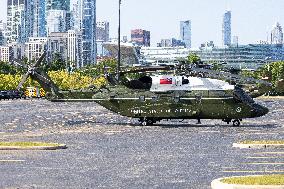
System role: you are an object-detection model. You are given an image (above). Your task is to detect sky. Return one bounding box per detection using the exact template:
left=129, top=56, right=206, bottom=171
left=0, top=0, right=284, bottom=47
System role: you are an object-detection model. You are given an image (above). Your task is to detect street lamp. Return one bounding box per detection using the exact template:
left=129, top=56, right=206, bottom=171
left=117, top=0, right=122, bottom=82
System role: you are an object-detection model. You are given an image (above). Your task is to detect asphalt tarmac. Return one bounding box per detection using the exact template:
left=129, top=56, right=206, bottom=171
left=0, top=99, right=283, bottom=189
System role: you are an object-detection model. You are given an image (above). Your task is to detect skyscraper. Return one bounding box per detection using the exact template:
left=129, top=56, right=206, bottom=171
left=0, top=30, right=4, bottom=46
left=46, top=0, right=70, bottom=11
left=24, top=0, right=46, bottom=40
left=131, top=29, right=150, bottom=47
left=222, top=10, right=231, bottom=46
left=71, top=0, right=82, bottom=31
left=45, top=0, right=71, bottom=35
left=180, top=20, right=191, bottom=49
left=67, top=30, right=82, bottom=68
left=46, top=10, right=68, bottom=33
left=81, top=0, right=97, bottom=65
left=96, top=21, right=109, bottom=42
left=271, top=22, right=283, bottom=45
left=6, top=0, right=25, bottom=43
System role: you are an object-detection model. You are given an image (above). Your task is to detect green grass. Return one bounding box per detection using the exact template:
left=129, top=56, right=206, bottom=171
left=239, top=140, right=284, bottom=145
left=0, top=142, right=61, bottom=147
left=221, top=175, right=284, bottom=185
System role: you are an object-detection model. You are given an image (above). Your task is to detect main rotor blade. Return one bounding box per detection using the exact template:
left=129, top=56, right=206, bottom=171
left=191, top=67, right=271, bottom=86
left=32, top=52, right=47, bottom=68
left=33, top=71, right=60, bottom=96
left=120, top=66, right=173, bottom=75
left=16, top=72, right=30, bottom=90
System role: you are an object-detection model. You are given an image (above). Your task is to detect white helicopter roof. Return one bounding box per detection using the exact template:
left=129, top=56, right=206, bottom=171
left=150, top=75, right=235, bottom=92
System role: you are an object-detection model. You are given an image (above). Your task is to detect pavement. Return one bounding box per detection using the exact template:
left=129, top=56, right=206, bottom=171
left=0, top=99, right=283, bottom=189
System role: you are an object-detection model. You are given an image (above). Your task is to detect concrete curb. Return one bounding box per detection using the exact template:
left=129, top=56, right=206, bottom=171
left=233, top=143, right=284, bottom=149
left=0, top=144, right=67, bottom=150
left=257, top=96, right=284, bottom=100
left=211, top=176, right=284, bottom=189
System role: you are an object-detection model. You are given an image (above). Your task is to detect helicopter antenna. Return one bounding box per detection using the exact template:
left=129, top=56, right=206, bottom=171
left=117, top=0, right=122, bottom=82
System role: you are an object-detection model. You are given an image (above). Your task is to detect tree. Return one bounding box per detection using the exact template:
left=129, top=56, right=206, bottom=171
left=77, top=58, right=118, bottom=78
left=187, top=53, right=201, bottom=64
left=44, top=53, right=67, bottom=71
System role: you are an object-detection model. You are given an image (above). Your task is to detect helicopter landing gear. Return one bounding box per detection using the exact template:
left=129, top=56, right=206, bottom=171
left=222, top=119, right=232, bottom=124
left=232, top=119, right=241, bottom=127
left=139, top=118, right=155, bottom=126
left=197, top=118, right=201, bottom=124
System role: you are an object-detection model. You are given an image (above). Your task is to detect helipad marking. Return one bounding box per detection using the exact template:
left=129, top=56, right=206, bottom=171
left=254, top=152, right=284, bottom=155
left=0, top=160, right=25, bottom=162
left=222, top=170, right=284, bottom=173
left=243, top=162, right=284, bottom=165
left=246, top=156, right=283, bottom=159
left=240, top=132, right=279, bottom=135
left=199, top=131, right=220, bottom=133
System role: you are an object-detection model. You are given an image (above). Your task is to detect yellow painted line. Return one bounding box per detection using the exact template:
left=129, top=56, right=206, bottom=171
left=246, top=156, right=283, bottom=159
left=0, top=160, right=25, bottom=162
left=254, top=152, right=284, bottom=155
left=241, top=133, right=280, bottom=135
left=199, top=131, right=220, bottom=133
left=243, top=162, right=284, bottom=165
left=222, top=170, right=284, bottom=173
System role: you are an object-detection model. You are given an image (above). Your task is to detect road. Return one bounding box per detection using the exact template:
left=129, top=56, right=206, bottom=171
left=0, top=99, right=283, bottom=189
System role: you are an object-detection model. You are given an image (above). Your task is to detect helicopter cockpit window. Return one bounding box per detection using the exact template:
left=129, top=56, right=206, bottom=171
left=233, top=87, right=254, bottom=104
left=128, top=76, right=152, bottom=90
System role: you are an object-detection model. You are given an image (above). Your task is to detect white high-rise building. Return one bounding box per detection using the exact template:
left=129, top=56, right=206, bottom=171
left=271, top=22, right=283, bottom=45
left=46, top=10, right=67, bottom=34
left=25, top=37, right=47, bottom=61
left=6, top=0, right=25, bottom=43
left=0, top=46, right=10, bottom=62
left=222, top=10, right=231, bottom=46
left=67, top=30, right=82, bottom=68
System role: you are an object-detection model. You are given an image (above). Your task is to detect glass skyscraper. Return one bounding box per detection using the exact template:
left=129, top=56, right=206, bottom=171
left=271, top=22, right=283, bottom=45
left=24, top=0, right=46, bottom=40
left=222, top=10, right=231, bottom=46
left=180, top=20, right=191, bottom=49
left=45, top=0, right=71, bottom=35
left=81, top=0, right=96, bottom=65
left=6, top=0, right=25, bottom=43
left=46, top=0, right=70, bottom=11
left=0, top=30, right=4, bottom=45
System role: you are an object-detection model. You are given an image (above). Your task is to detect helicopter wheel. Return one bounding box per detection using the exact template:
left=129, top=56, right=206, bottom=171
left=141, top=121, right=148, bottom=126
left=147, top=119, right=155, bottom=126
left=222, top=119, right=232, bottom=124
left=140, top=118, right=155, bottom=126
left=232, top=119, right=241, bottom=127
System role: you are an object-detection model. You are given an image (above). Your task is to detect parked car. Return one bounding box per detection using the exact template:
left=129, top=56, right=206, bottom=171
left=0, top=90, right=24, bottom=100
left=0, top=91, right=9, bottom=100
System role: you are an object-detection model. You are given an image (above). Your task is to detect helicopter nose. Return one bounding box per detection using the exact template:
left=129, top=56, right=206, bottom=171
left=251, top=104, right=269, bottom=117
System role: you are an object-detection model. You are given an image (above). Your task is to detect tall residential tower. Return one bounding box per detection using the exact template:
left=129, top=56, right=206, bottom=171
left=24, top=0, right=46, bottom=40
left=6, top=0, right=25, bottom=43
left=81, top=0, right=97, bottom=65
left=131, top=29, right=150, bottom=47
left=222, top=10, right=231, bottom=46
left=271, top=22, right=283, bottom=45
left=180, top=20, right=191, bottom=49
left=46, top=0, right=71, bottom=35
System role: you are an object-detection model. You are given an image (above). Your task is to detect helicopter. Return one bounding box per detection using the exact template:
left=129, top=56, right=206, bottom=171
left=15, top=50, right=270, bottom=127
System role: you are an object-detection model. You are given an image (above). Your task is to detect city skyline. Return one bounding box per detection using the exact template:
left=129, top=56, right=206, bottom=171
left=0, top=0, right=284, bottom=47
